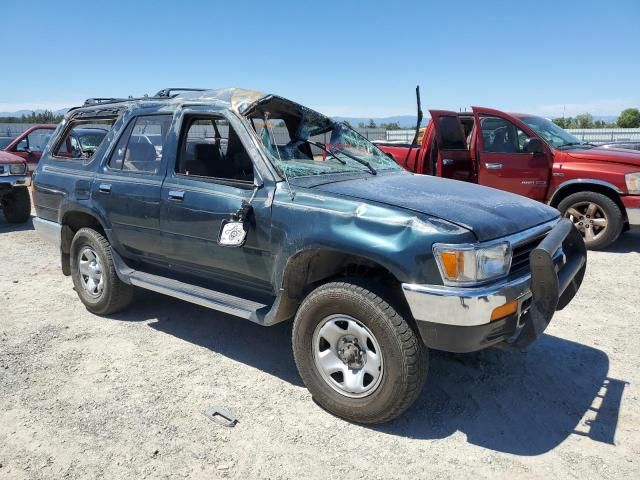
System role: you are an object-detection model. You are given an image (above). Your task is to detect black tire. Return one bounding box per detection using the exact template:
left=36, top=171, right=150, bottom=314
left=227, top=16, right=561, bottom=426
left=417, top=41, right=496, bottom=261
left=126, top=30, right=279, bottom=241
left=292, top=280, right=428, bottom=424
left=558, top=191, right=623, bottom=250
left=70, top=227, right=133, bottom=315
left=1, top=187, right=31, bottom=224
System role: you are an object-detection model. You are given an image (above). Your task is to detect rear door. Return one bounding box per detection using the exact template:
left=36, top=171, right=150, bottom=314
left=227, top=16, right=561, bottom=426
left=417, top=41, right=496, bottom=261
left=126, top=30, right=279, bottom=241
left=428, top=110, right=474, bottom=182
left=472, top=107, right=551, bottom=201
left=92, top=114, right=172, bottom=262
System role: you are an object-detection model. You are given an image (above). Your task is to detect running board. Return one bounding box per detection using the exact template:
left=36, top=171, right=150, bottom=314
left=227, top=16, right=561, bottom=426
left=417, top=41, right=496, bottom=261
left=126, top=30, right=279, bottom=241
left=110, top=250, right=290, bottom=326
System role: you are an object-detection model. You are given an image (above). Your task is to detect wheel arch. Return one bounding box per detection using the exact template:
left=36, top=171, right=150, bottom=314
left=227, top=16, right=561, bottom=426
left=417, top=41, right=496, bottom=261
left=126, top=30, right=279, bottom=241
left=59, top=207, right=110, bottom=275
left=549, top=180, right=626, bottom=220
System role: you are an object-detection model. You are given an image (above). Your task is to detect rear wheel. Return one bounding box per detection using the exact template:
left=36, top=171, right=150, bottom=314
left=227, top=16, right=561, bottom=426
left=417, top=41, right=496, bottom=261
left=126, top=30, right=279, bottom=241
left=292, top=280, right=428, bottom=424
left=1, top=186, right=31, bottom=224
left=558, top=191, right=623, bottom=250
left=70, top=227, right=133, bottom=315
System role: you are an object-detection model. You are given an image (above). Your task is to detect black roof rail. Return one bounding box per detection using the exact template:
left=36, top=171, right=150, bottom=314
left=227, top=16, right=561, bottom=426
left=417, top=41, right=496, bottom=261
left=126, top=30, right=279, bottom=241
left=83, top=97, right=128, bottom=106
left=154, top=88, right=207, bottom=98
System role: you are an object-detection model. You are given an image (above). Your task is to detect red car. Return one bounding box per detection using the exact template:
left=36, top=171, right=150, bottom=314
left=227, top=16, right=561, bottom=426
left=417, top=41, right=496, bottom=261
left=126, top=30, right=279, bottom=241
left=2, top=124, right=56, bottom=173
left=377, top=106, right=640, bottom=249
left=0, top=150, right=31, bottom=223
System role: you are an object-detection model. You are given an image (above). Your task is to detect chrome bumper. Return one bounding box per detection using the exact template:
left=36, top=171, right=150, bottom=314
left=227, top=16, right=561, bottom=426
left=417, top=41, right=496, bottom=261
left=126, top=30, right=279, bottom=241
left=402, top=274, right=532, bottom=327
left=33, top=217, right=62, bottom=249
left=0, top=174, right=31, bottom=187
left=627, top=208, right=640, bottom=226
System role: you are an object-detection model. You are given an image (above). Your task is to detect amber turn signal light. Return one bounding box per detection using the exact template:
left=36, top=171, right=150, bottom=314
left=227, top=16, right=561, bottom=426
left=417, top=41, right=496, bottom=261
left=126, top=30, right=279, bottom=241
left=490, top=300, right=518, bottom=321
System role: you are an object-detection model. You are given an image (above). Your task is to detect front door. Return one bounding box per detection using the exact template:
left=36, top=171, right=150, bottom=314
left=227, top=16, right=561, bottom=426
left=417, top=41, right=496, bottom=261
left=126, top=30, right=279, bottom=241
left=10, top=127, right=54, bottom=172
left=92, top=114, right=172, bottom=263
left=160, top=113, right=273, bottom=291
left=428, top=110, right=474, bottom=182
left=472, top=107, right=551, bottom=201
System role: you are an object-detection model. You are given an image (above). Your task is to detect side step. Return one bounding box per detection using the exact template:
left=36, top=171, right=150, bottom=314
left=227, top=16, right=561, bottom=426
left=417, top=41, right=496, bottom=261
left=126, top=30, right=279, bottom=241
left=128, top=270, right=270, bottom=323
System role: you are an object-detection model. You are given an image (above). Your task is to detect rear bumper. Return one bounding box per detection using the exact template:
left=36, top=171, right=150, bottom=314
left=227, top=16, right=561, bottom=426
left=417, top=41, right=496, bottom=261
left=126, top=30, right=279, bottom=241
left=403, top=219, right=587, bottom=352
left=622, top=195, right=640, bottom=225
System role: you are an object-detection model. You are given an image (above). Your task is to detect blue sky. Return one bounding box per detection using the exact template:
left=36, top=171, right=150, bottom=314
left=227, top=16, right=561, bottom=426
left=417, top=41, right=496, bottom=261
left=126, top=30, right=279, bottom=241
left=1, top=0, right=639, bottom=117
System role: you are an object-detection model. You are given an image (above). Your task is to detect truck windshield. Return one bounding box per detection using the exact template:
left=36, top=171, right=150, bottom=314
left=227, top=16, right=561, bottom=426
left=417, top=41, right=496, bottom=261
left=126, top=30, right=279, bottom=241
left=249, top=99, right=400, bottom=178
left=520, top=115, right=585, bottom=149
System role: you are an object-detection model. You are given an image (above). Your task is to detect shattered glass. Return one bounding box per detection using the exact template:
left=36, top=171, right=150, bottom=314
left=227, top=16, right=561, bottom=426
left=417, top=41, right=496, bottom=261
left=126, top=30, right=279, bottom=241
left=255, top=104, right=401, bottom=179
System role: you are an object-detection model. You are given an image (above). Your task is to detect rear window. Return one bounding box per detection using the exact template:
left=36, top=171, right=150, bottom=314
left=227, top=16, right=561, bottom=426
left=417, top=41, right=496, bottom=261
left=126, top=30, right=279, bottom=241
left=53, top=119, right=115, bottom=160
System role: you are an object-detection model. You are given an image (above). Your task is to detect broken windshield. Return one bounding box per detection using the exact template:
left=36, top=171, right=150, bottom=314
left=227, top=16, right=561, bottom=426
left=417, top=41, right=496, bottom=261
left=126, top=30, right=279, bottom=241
left=247, top=97, right=401, bottom=178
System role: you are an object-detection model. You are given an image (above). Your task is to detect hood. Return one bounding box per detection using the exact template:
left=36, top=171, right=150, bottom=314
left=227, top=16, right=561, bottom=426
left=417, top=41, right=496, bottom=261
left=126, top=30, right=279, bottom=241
left=564, top=146, right=640, bottom=167
left=310, top=172, right=559, bottom=241
left=0, top=150, right=25, bottom=164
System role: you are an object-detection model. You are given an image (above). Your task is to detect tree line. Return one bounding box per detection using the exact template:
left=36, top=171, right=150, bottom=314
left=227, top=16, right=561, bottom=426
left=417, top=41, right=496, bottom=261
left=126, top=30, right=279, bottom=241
left=0, top=110, right=65, bottom=124
left=552, top=108, right=640, bottom=129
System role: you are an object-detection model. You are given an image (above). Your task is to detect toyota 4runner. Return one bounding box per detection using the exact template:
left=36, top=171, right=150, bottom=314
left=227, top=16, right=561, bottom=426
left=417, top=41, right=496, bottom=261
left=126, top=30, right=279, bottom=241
left=33, top=88, right=587, bottom=423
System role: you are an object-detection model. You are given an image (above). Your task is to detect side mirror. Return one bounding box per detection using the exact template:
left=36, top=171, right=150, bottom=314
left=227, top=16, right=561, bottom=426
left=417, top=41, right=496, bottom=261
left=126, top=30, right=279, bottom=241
left=524, top=137, right=544, bottom=154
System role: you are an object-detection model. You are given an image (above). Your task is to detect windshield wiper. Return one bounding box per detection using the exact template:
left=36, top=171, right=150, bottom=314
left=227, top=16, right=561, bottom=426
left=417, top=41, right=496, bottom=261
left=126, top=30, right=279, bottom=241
left=301, top=139, right=377, bottom=175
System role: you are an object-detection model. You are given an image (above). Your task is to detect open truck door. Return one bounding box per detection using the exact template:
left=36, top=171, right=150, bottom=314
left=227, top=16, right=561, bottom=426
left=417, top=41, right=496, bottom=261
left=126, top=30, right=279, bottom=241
left=471, top=107, right=552, bottom=201
left=428, top=110, right=474, bottom=182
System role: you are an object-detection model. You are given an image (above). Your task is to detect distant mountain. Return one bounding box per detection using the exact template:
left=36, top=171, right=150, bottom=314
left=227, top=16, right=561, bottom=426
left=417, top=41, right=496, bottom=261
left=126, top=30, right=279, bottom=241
left=0, top=108, right=68, bottom=118
left=332, top=115, right=428, bottom=129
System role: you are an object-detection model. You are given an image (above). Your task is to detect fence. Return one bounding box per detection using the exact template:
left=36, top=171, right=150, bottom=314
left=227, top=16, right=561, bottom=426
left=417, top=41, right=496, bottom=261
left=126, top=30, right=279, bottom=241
left=565, top=128, right=640, bottom=144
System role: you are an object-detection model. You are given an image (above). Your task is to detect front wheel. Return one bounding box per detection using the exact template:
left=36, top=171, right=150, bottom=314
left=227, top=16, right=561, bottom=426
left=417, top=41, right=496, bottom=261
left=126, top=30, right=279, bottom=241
left=558, top=191, right=623, bottom=250
left=292, top=281, right=428, bottom=424
left=1, top=186, right=31, bottom=224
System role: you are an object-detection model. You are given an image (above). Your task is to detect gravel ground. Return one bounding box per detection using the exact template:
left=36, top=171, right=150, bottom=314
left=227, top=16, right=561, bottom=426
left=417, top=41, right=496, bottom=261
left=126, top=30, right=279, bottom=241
left=1, top=215, right=639, bottom=479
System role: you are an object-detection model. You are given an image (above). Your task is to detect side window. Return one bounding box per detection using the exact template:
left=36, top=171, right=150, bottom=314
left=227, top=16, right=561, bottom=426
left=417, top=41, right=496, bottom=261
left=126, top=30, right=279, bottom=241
left=479, top=116, right=528, bottom=153
left=109, top=115, right=172, bottom=174
left=15, top=128, right=52, bottom=152
left=177, top=116, right=254, bottom=182
left=53, top=120, right=114, bottom=159
left=437, top=116, right=466, bottom=149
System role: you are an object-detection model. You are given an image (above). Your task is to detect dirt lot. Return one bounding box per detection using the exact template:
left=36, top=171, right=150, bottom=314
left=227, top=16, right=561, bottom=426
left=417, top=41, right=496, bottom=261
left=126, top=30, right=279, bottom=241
left=1, top=215, right=639, bottom=480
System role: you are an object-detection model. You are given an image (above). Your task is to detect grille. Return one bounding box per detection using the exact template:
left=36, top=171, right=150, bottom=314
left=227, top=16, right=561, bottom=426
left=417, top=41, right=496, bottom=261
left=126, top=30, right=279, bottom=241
left=509, top=233, right=547, bottom=276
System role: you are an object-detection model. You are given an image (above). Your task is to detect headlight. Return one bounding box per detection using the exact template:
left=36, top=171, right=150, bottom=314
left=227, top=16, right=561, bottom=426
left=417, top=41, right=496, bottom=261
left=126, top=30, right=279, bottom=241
left=9, top=163, right=27, bottom=175
left=433, top=242, right=512, bottom=285
left=626, top=172, right=640, bottom=194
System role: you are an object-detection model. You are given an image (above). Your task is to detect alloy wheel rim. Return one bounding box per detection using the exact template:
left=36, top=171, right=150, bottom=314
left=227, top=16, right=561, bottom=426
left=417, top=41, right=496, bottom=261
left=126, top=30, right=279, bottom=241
left=312, top=314, right=383, bottom=398
left=564, top=201, right=608, bottom=243
left=78, top=247, right=104, bottom=298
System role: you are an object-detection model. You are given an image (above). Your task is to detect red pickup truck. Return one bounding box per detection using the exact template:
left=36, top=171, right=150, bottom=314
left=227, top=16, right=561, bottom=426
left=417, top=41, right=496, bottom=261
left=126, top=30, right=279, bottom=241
left=2, top=124, right=56, bottom=172
left=377, top=107, right=640, bottom=249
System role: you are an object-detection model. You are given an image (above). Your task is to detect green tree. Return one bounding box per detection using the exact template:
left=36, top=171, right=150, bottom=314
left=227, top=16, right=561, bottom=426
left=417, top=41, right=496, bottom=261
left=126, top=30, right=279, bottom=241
left=357, top=122, right=366, bottom=128
left=367, top=119, right=377, bottom=128
left=617, top=108, right=640, bottom=128
left=552, top=117, right=568, bottom=128
left=575, top=113, right=594, bottom=129
left=380, top=122, right=401, bottom=130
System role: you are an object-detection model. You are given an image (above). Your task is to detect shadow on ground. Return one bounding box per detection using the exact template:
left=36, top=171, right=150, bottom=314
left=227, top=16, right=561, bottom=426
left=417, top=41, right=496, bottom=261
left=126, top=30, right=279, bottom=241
left=602, top=229, right=640, bottom=253
left=0, top=215, right=34, bottom=232
left=109, top=289, right=625, bottom=456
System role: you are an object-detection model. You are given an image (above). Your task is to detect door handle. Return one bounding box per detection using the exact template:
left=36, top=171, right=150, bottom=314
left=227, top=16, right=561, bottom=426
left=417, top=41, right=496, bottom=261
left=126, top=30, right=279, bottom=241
left=168, top=190, right=185, bottom=201
left=442, top=158, right=454, bottom=166
left=485, top=163, right=503, bottom=170
left=99, top=183, right=112, bottom=193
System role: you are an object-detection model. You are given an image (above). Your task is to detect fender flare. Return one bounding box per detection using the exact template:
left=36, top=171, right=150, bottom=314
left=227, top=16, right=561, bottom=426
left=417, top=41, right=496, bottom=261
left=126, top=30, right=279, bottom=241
left=548, top=179, right=623, bottom=206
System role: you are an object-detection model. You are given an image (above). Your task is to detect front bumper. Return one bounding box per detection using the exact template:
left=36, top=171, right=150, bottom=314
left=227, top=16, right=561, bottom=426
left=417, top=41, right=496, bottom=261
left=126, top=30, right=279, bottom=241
left=0, top=174, right=31, bottom=188
left=622, top=195, right=640, bottom=225
left=403, top=219, right=587, bottom=352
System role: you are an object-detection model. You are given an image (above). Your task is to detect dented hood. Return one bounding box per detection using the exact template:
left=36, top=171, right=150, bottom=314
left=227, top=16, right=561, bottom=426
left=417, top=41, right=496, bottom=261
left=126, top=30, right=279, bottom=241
left=311, top=172, right=559, bottom=241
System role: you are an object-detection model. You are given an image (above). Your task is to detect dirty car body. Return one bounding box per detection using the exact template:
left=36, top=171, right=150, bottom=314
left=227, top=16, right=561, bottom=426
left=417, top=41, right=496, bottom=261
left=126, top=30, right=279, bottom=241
left=32, top=88, right=587, bottom=423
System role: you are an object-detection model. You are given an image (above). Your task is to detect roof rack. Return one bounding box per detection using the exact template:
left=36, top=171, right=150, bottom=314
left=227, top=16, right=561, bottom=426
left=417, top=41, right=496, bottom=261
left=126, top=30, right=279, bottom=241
left=83, top=97, right=129, bottom=106
left=154, top=88, right=207, bottom=98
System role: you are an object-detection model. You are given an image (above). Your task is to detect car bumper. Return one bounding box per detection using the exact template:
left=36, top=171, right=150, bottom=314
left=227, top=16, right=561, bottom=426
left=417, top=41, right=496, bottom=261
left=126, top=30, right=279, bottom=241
left=402, top=219, right=587, bottom=352
left=33, top=217, right=62, bottom=249
left=0, top=174, right=31, bottom=188
left=622, top=195, right=640, bottom=225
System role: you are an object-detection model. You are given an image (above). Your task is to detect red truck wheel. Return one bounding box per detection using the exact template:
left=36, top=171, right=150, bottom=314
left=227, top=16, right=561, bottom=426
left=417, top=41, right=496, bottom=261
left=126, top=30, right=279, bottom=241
left=558, top=191, right=623, bottom=250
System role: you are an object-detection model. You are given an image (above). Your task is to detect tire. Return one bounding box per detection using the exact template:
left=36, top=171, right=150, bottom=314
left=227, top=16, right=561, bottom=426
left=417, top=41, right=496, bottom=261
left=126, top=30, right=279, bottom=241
left=1, top=187, right=31, bottom=224
left=558, top=191, right=623, bottom=250
left=292, top=280, right=428, bottom=424
left=70, top=227, right=133, bottom=315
